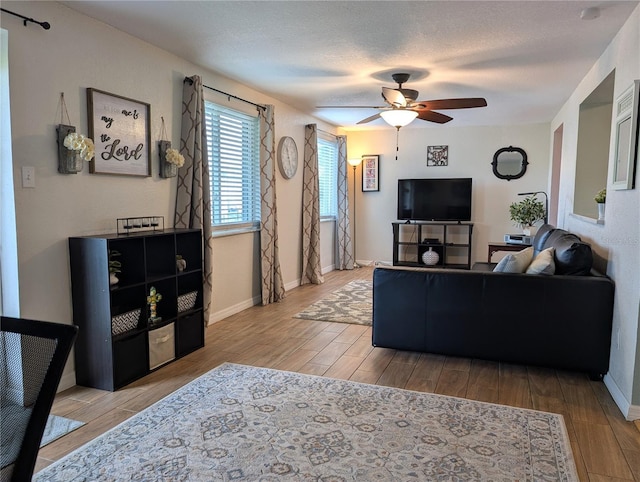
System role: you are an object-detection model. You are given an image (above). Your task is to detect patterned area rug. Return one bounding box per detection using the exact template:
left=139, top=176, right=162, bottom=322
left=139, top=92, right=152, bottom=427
left=294, top=279, right=372, bottom=325
left=41, top=415, right=84, bottom=447
left=35, top=363, right=578, bottom=481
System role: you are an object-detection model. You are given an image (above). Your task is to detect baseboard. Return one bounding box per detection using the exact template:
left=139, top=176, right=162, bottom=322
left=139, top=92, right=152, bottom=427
left=604, top=373, right=640, bottom=421
left=210, top=295, right=261, bottom=324
left=322, top=264, right=335, bottom=275
left=58, top=369, right=77, bottom=392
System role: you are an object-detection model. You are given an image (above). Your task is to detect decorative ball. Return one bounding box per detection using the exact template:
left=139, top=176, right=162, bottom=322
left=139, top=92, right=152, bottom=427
left=422, top=247, right=440, bottom=266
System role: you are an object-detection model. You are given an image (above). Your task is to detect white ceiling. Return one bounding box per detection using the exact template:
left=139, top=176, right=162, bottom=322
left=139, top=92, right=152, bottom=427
left=60, top=0, right=639, bottom=129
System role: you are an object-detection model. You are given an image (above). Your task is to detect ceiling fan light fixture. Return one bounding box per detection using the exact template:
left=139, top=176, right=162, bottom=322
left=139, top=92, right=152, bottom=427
left=380, top=109, right=418, bottom=128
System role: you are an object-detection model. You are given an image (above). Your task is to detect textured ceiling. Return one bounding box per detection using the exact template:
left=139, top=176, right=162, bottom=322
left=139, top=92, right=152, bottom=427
left=60, top=0, right=639, bottom=129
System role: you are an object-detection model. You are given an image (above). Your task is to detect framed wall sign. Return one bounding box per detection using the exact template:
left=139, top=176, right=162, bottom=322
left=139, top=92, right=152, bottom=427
left=87, top=88, right=151, bottom=176
left=427, top=145, right=449, bottom=166
left=612, top=80, right=639, bottom=190
left=362, top=155, right=379, bottom=192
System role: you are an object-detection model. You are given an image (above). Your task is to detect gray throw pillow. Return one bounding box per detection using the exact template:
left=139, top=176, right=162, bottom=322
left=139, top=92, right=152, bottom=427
left=493, top=246, right=534, bottom=273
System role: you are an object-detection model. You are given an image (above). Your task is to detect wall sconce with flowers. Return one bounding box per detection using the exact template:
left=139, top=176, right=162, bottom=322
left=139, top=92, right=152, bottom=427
left=56, top=93, right=95, bottom=174
left=159, top=117, right=184, bottom=178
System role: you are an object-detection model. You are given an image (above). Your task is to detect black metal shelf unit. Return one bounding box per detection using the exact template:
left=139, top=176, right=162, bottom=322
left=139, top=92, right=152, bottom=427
left=392, top=222, right=474, bottom=269
left=69, top=228, right=205, bottom=391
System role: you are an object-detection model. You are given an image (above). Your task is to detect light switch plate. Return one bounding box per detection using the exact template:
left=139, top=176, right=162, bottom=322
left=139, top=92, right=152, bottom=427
left=22, top=166, right=35, bottom=188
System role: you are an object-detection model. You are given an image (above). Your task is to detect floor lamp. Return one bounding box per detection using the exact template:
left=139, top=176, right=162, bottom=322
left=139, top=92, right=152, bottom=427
left=348, top=158, right=363, bottom=268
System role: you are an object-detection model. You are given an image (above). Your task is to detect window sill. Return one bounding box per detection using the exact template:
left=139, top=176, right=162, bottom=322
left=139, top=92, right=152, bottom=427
left=212, top=224, right=260, bottom=238
left=569, top=213, right=605, bottom=225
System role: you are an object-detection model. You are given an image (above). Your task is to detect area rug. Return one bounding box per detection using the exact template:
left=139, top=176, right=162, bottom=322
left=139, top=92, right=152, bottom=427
left=35, top=363, right=578, bottom=481
left=41, top=415, right=84, bottom=447
left=294, top=279, right=372, bottom=325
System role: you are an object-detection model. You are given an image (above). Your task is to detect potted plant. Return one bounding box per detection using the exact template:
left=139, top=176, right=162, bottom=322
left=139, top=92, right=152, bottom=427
left=595, top=188, right=606, bottom=220
left=509, top=195, right=546, bottom=235
left=109, top=250, right=122, bottom=285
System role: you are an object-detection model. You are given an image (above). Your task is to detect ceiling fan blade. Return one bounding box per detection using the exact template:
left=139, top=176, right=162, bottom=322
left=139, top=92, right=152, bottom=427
left=382, top=87, right=407, bottom=107
left=316, top=105, right=386, bottom=109
left=414, top=98, right=487, bottom=110
left=357, top=113, right=382, bottom=125
left=416, top=110, right=453, bottom=124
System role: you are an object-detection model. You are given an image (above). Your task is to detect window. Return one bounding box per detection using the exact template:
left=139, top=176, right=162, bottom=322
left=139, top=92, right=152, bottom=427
left=205, top=102, right=260, bottom=233
left=318, top=136, right=338, bottom=219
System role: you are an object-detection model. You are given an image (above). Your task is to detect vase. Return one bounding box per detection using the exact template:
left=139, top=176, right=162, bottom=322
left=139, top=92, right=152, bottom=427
left=522, top=226, right=532, bottom=236
left=60, top=149, right=83, bottom=174
left=161, top=161, right=177, bottom=178
left=109, top=272, right=119, bottom=286
left=176, top=258, right=187, bottom=272
left=422, top=247, right=439, bottom=266
left=597, top=203, right=605, bottom=221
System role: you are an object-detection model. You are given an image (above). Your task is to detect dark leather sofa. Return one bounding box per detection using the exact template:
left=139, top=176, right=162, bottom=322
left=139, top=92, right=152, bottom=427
left=372, top=225, right=615, bottom=379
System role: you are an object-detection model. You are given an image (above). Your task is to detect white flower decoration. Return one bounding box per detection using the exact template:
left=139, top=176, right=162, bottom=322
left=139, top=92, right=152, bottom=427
left=64, top=132, right=95, bottom=161
left=165, top=147, right=185, bottom=167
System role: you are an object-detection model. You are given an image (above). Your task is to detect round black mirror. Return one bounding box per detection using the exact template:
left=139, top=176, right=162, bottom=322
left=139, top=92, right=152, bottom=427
left=492, top=146, right=528, bottom=181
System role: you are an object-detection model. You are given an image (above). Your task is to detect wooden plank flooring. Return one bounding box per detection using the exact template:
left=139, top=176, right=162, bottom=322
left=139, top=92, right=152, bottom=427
left=38, top=267, right=640, bottom=481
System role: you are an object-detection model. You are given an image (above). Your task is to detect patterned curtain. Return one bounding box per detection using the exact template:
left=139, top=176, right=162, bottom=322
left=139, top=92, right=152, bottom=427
left=259, top=105, right=285, bottom=304
left=335, top=135, right=354, bottom=270
left=175, top=75, right=213, bottom=325
left=300, top=124, right=323, bottom=285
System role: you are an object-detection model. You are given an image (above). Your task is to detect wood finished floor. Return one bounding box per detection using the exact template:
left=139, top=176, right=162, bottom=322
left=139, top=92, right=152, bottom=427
left=39, top=266, right=640, bottom=481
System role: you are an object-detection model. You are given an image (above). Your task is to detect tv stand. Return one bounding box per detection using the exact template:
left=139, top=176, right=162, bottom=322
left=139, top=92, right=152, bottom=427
left=392, top=222, right=473, bottom=269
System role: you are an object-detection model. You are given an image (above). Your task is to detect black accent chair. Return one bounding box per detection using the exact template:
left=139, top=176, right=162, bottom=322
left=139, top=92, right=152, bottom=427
left=1, top=317, right=78, bottom=481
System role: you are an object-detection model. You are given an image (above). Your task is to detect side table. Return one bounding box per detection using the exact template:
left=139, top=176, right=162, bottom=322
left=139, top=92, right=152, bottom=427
left=487, top=242, right=531, bottom=262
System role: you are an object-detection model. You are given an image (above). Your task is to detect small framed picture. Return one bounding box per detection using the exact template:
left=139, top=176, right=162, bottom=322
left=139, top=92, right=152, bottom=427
left=87, top=88, right=151, bottom=176
left=362, top=155, right=379, bottom=192
left=427, top=145, right=449, bottom=166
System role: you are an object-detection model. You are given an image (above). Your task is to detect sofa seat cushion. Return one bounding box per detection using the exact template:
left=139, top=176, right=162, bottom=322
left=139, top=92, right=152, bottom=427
left=544, top=229, right=593, bottom=275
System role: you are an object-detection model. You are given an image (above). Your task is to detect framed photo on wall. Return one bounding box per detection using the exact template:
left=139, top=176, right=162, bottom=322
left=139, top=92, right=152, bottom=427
left=362, top=155, right=379, bottom=192
left=87, top=88, right=151, bottom=176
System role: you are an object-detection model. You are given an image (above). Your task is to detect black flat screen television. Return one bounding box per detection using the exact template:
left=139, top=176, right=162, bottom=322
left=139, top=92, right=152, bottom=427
left=397, top=178, right=472, bottom=221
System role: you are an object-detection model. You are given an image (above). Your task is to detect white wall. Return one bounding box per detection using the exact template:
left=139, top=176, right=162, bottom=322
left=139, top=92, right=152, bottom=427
left=3, top=1, right=338, bottom=388
left=550, top=4, right=640, bottom=418
left=345, top=123, right=550, bottom=265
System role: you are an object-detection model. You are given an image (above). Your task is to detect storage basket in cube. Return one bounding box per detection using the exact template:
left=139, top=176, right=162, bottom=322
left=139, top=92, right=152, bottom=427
left=111, top=309, right=141, bottom=335
left=177, top=291, right=198, bottom=313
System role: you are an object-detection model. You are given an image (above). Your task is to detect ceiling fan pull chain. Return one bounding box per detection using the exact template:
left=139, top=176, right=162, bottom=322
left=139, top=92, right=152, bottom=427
left=395, top=127, right=400, bottom=161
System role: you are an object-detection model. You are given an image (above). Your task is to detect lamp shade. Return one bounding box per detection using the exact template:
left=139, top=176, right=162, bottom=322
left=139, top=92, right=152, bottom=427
left=347, top=158, right=362, bottom=167
left=380, top=109, right=418, bottom=128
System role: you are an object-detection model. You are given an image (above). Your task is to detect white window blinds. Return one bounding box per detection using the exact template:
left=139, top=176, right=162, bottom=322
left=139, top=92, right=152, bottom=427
left=318, top=137, right=338, bottom=219
left=205, top=102, right=260, bottom=230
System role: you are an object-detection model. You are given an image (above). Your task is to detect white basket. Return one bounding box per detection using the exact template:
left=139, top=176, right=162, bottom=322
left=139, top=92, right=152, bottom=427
left=111, top=309, right=141, bottom=335
left=177, top=291, right=198, bottom=313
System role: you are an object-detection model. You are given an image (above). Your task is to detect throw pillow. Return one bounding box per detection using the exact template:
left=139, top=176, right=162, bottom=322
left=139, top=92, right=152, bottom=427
left=493, top=246, right=534, bottom=273
left=526, top=247, right=555, bottom=275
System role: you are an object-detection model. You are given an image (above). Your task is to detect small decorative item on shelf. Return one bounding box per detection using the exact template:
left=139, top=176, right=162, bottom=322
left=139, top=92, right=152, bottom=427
left=159, top=117, right=184, bottom=178
left=117, top=216, right=164, bottom=235
left=147, top=286, right=162, bottom=323
left=509, top=195, right=545, bottom=235
left=176, top=255, right=187, bottom=272
left=177, top=291, right=198, bottom=313
left=111, top=309, right=141, bottom=335
left=595, top=188, right=606, bottom=220
left=56, top=93, right=95, bottom=174
left=108, top=250, right=121, bottom=285
left=422, top=247, right=440, bottom=266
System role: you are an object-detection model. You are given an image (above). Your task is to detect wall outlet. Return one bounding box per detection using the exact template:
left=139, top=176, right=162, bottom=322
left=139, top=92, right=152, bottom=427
left=21, top=166, right=35, bottom=188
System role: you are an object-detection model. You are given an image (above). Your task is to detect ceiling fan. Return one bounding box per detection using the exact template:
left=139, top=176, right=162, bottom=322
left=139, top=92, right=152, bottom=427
left=319, top=73, right=487, bottom=128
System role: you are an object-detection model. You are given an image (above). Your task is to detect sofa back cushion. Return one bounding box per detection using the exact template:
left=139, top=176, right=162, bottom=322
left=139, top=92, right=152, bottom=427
left=532, top=224, right=556, bottom=255
left=543, top=229, right=593, bottom=275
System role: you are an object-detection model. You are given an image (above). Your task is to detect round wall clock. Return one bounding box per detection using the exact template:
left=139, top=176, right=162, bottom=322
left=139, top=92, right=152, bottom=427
left=277, top=136, right=298, bottom=179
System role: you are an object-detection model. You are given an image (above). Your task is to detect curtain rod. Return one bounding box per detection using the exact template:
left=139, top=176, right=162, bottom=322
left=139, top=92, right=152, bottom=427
left=318, top=129, right=340, bottom=138
left=184, top=77, right=265, bottom=111
left=0, top=8, right=50, bottom=29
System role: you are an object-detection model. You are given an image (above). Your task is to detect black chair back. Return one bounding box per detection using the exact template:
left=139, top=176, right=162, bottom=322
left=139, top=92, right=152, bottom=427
left=1, top=316, right=78, bottom=481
